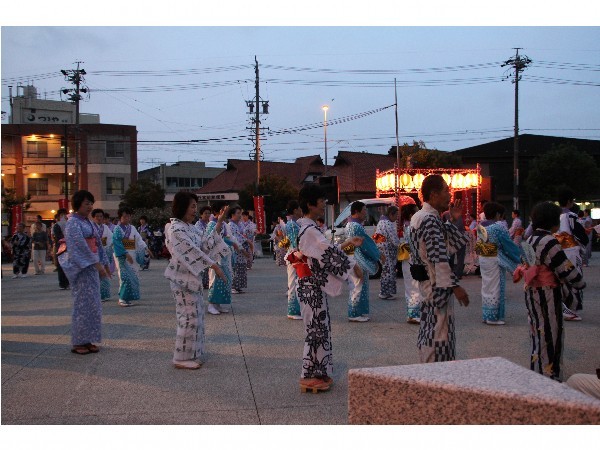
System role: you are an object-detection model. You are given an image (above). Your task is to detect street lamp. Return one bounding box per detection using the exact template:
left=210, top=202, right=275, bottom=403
left=322, top=105, right=329, bottom=173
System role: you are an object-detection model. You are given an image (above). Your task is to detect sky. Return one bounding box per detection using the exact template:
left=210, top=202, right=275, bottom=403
left=2, top=11, right=599, bottom=173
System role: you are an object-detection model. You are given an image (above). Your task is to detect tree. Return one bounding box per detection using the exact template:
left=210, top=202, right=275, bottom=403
left=388, top=140, right=462, bottom=168
left=238, top=174, right=299, bottom=228
left=120, top=178, right=166, bottom=210
left=1, top=188, right=31, bottom=233
left=525, top=144, right=600, bottom=202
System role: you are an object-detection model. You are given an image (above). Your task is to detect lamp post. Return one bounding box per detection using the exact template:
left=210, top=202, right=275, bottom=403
left=322, top=105, right=329, bottom=174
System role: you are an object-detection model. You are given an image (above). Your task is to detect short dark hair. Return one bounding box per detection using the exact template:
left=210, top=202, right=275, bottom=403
left=211, top=201, right=226, bottom=215
left=584, top=208, right=591, bottom=215
left=57, top=208, right=68, bottom=216
left=117, top=206, right=133, bottom=218
left=71, top=190, right=95, bottom=211
left=299, top=183, right=325, bottom=215
left=386, top=205, right=399, bottom=217
left=287, top=200, right=300, bottom=215
left=421, top=175, right=446, bottom=202
left=139, top=215, right=148, bottom=222
left=400, top=204, right=418, bottom=222
left=351, top=201, right=366, bottom=215
left=103, top=212, right=110, bottom=219
left=316, top=217, right=325, bottom=224
left=512, top=209, right=520, bottom=217
left=199, top=205, right=212, bottom=215
left=557, top=187, right=575, bottom=207
left=242, top=210, right=250, bottom=217
left=578, top=210, right=584, bottom=218
left=483, top=202, right=504, bottom=220
left=172, top=191, right=198, bottom=220
left=228, top=205, right=242, bottom=218
left=91, top=208, right=104, bottom=218
left=531, top=201, right=562, bottom=231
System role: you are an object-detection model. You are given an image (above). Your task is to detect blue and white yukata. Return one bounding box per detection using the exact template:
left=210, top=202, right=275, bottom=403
left=164, top=218, right=229, bottom=363
left=296, top=218, right=361, bottom=380
left=559, top=208, right=587, bottom=311
left=345, top=219, right=380, bottom=319
left=60, top=213, right=108, bottom=347
left=229, top=219, right=248, bottom=292
left=206, top=218, right=234, bottom=307
left=93, top=221, right=113, bottom=301
left=272, top=221, right=287, bottom=266
left=243, top=219, right=257, bottom=269
left=112, top=224, right=147, bottom=305
left=375, top=215, right=400, bottom=298
left=409, top=202, right=469, bottom=363
left=138, top=223, right=151, bottom=270
left=284, top=216, right=301, bottom=317
left=195, top=219, right=210, bottom=289
left=403, top=222, right=422, bottom=321
left=478, top=220, right=521, bottom=322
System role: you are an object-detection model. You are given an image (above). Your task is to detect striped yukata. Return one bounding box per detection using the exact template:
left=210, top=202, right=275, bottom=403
left=409, top=202, right=469, bottom=363
left=522, top=230, right=585, bottom=381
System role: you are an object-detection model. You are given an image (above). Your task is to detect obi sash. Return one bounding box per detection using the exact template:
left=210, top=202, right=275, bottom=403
left=122, top=239, right=136, bottom=250
left=475, top=241, right=498, bottom=257
left=554, top=232, right=578, bottom=249
left=513, top=264, right=558, bottom=288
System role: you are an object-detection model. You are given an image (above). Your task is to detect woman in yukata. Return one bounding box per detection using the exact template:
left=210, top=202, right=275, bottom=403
left=60, top=190, right=110, bottom=355
left=164, top=192, right=229, bottom=370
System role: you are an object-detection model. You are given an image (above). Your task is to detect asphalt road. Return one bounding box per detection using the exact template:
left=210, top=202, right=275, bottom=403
left=1, top=254, right=599, bottom=425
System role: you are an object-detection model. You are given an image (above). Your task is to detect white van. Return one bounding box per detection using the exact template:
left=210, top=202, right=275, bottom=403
left=325, top=197, right=396, bottom=245
left=324, top=197, right=399, bottom=280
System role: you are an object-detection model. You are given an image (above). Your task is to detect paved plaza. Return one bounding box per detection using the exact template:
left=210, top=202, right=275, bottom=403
left=1, top=255, right=599, bottom=425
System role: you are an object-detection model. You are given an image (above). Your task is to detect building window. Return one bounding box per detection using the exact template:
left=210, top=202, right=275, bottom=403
left=28, top=178, right=48, bottom=196
left=60, top=175, right=74, bottom=195
left=26, top=140, right=48, bottom=157
left=106, top=141, right=125, bottom=158
left=107, top=177, right=125, bottom=195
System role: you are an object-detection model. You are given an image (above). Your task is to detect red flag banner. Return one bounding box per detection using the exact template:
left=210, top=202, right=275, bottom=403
left=253, top=195, right=266, bottom=234
left=11, top=204, right=23, bottom=235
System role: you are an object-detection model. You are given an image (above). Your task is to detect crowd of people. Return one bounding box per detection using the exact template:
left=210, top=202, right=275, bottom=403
left=3, top=177, right=598, bottom=399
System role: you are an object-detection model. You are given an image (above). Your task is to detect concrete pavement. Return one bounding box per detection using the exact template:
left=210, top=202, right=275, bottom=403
left=1, top=255, right=599, bottom=425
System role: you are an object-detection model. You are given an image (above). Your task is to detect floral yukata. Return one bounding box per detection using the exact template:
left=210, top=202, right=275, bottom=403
left=477, top=220, right=521, bottom=322
left=296, top=218, right=361, bottom=380
left=243, top=219, right=257, bottom=269
left=60, top=214, right=108, bottom=347
left=93, top=221, right=113, bottom=301
left=345, top=218, right=380, bottom=318
left=284, top=216, right=301, bottom=317
left=229, top=219, right=248, bottom=292
left=195, top=219, right=210, bottom=289
left=518, top=230, right=585, bottom=380
left=409, top=202, right=469, bottom=363
left=403, top=222, right=422, bottom=320
left=112, top=223, right=147, bottom=304
left=164, top=218, right=229, bottom=362
left=206, top=218, right=234, bottom=306
left=375, top=215, right=400, bottom=298
left=11, top=231, right=31, bottom=275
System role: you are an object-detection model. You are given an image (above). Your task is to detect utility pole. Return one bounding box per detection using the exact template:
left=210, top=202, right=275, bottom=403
left=61, top=62, right=88, bottom=192
left=394, top=78, right=401, bottom=200
left=245, top=56, right=269, bottom=192
left=502, top=49, right=531, bottom=211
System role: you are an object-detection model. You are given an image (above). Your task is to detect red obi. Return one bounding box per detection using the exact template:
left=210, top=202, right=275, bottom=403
left=286, top=251, right=312, bottom=278
left=513, top=264, right=558, bottom=288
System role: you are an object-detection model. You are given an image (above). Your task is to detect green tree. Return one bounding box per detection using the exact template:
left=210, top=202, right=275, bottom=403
left=1, top=188, right=31, bottom=233
left=120, top=178, right=166, bottom=210
left=388, top=140, right=462, bottom=168
left=132, top=207, right=171, bottom=228
left=238, top=174, right=299, bottom=226
left=525, top=144, right=600, bottom=202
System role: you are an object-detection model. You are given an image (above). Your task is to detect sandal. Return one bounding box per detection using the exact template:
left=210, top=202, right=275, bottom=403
left=71, top=346, right=91, bottom=355
left=85, top=343, right=100, bottom=353
left=300, top=377, right=331, bottom=393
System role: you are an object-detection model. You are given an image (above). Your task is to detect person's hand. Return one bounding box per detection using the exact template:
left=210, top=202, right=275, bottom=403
left=450, top=200, right=463, bottom=221
left=349, top=236, right=364, bottom=247
left=453, top=285, right=469, bottom=306
left=380, top=253, right=386, bottom=264
left=212, top=264, right=226, bottom=282
left=126, top=253, right=133, bottom=264
left=218, top=206, right=229, bottom=222
left=104, top=265, right=112, bottom=279
left=353, top=264, right=363, bottom=279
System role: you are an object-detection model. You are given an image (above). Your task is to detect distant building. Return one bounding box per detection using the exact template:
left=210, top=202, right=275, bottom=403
left=138, top=161, right=224, bottom=194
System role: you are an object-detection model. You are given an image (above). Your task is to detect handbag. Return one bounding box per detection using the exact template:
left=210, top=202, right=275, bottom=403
left=397, top=243, right=410, bottom=261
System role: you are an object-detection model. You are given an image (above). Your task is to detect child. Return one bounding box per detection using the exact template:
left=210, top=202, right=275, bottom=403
left=514, top=201, right=585, bottom=381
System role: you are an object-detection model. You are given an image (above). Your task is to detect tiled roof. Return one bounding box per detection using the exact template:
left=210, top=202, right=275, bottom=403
left=198, top=155, right=324, bottom=193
